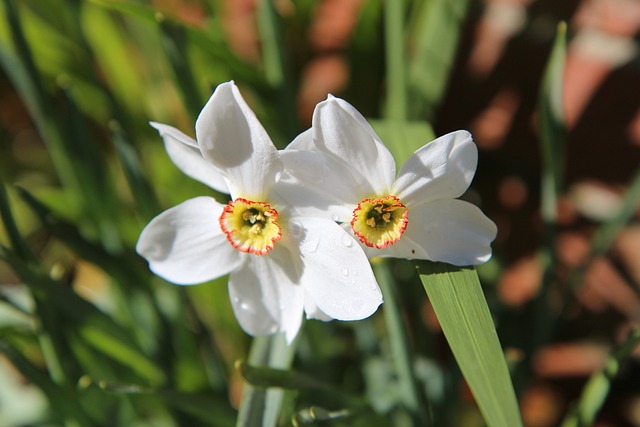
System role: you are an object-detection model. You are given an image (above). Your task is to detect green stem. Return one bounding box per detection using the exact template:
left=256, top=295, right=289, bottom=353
left=384, top=0, right=407, bottom=121
left=236, top=333, right=297, bottom=427
left=374, top=260, right=430, bottom=425
left=256, top=0, right=297, bottom=143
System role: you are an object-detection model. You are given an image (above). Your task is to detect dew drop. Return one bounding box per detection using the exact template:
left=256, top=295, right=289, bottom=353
left=300, top=234, right=320, bottom=253
left=341, top=235, right=353, bottom=247
left=232, top=296, right=240, bottom=304
left=239, top=302, right=250, bottom=311
left=331, top=214, right=340, bottom=222
left=341, top=268, right=349, bottom=277
left=289, top=221, right=303, bottom=239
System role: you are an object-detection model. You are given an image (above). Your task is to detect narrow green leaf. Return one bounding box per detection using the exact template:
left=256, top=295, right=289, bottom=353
left=0, top=247, right=165, bottom=385
left=373, top=260, right=430, bottom=425
left=110, top=121, right=162, bottom=221
left=416, top=261, right=523, bottom=427
left=538, top=22, right=567, bottom=223
left=157, top=15, right=206, bottom=119
left=370, top=119, right=435, bottom=167
left=407, top=0, right=470, bottom=120
left=0, top=183, right=35, bottom=262
left=256, top=0, right=297, bottom=142
left=0, top=339, right=94, bottom=426
left=97, top=381, right=237, bottom=426
left=561, top=329, right=640, bottom=427
left=383, top=0, right=407, bottom=121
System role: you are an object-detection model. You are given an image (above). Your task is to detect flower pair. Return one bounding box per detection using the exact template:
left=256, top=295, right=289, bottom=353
left=136, top=81, right=497, bottom=343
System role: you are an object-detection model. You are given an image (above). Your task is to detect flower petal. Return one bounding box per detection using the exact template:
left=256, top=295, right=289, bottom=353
left=195, top=81, right=283, bottom=199
left=289, top=217, right=383, bottom=320
left=276, top=149, right=358, bottom=222
left=286, top=128, right=314, bottom=150
left=312, top=96, right=396, bottom=195
left=393, top=130, right=478, bottom=206
left=377, top=199, right=497, bottom=265
left=228, top=246, right=304, bottom=343
left=136, top=197, right=243, bottom=284
left=150, top=122, right=229, bottom=194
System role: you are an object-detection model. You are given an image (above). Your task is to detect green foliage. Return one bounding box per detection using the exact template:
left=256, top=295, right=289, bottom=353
left=1, top=1, right=637, bottom=427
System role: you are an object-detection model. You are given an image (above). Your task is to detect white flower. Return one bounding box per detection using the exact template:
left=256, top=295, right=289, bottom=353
left=136, top=82, right=382, bottom=343
left=279, top=96, right=497, bottom=265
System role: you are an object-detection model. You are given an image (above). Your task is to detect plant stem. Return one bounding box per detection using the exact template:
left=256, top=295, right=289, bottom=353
left=374, top=260, right=430, bottom=425
left=384, top=0, right=407, bottom=121
left=236, top=333, right=297, bottom=427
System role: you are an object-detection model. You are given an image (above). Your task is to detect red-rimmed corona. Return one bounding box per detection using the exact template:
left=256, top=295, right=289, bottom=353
left=219, top=198, right=282, bottom=255
left=351, top=195, right=408, bottom=249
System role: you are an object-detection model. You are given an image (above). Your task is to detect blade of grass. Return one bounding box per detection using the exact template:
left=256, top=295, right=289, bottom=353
left=0, top=338, right=93, bottom=427
left=407, top=0, right=470, bottom=120
left=0, top=246, right=165, bottom=385
left=98, top=381, right=237, bottom=427
left=416, top=261, right=523, bottom=427
left=256, top=0, right=297, bottom=142
left=520, top=22, right=568, bottom=379
left=110, top=121, right=162, bottom=221
left=373, top=259, right=430, bottom=425
left=560, top=329, right=640, bottom=427
left=384, top=0, right=407, bottom=121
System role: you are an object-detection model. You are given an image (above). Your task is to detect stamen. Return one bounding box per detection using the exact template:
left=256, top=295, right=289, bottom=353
left=351, top=195, right=408, bottom=249
left=220, top=198, right=282, bottom=255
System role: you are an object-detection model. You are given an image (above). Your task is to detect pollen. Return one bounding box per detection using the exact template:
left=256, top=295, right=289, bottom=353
left=351, top=195, right=408, bottom=248
left=219, top=198, right=282, bottom=255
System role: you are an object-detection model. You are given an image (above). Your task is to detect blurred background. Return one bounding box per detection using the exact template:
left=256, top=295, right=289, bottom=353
left=0, top=0, right=639, bottom=426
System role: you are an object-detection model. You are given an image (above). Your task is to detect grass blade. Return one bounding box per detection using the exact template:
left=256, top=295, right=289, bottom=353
left=560, top=329, right=640, bottom=427
left=416, top=261, right=523, bottom=427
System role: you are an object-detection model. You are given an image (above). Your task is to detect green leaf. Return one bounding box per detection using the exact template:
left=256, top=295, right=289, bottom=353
left=0, top=338, right=94, bottom=426
left=0, top=247, right=165, bottom=385
left=538, top=22, right=567, bottom=223
left=370, top=120, right=435, bottom=167
left=407, top=0, right=470, bottom=120
left=97, top=381, right=237, bottom=426
left=416, top=261, right=523, bottom=427
left=561, top=329, right=640, bottom=427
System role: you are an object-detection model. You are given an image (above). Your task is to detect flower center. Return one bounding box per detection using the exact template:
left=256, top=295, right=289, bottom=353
left=351, top=195, right=408, bottom=249
left=219, top=198, right=282, bottom=255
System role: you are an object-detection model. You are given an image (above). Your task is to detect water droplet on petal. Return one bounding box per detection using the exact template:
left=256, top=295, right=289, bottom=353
left=239, top=302, right=250, bottom=311
left=341, top=268, right=349, bottom=277
left=232, top=296, right=240, bottom=304
left=331, top=214, right=340, bottom=222
left=289, top=221, right=303, bottom=239
left=300, top=233, right=320, bottom=253
left=341, top=235, right=353, bottom=247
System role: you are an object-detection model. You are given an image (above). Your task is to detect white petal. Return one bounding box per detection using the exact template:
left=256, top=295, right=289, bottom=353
left=276, top=149, right=358, bottom=222
left=286, top=128, right=314, bottom=150
left=228, top=246, right=304, bottom=343
left=149, top=122, right=229, bottom=194
left=136, top=197, right=243, bottom=284
left=377, top=199, right=497, bottom=265
left=290, top=216, right=382, bottom=320
left=312, top=96, right=396, bottom=195
left=195, top=81, right=283, bottom=199
left=304, top=290, right=333, bottom=321
left=393, top=130, right=478, bottom=206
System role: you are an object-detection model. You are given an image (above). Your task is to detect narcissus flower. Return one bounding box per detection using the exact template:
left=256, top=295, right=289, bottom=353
left=136, top=82, right=382, bottom=343
left=280, top=96, right=497, bottom=265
